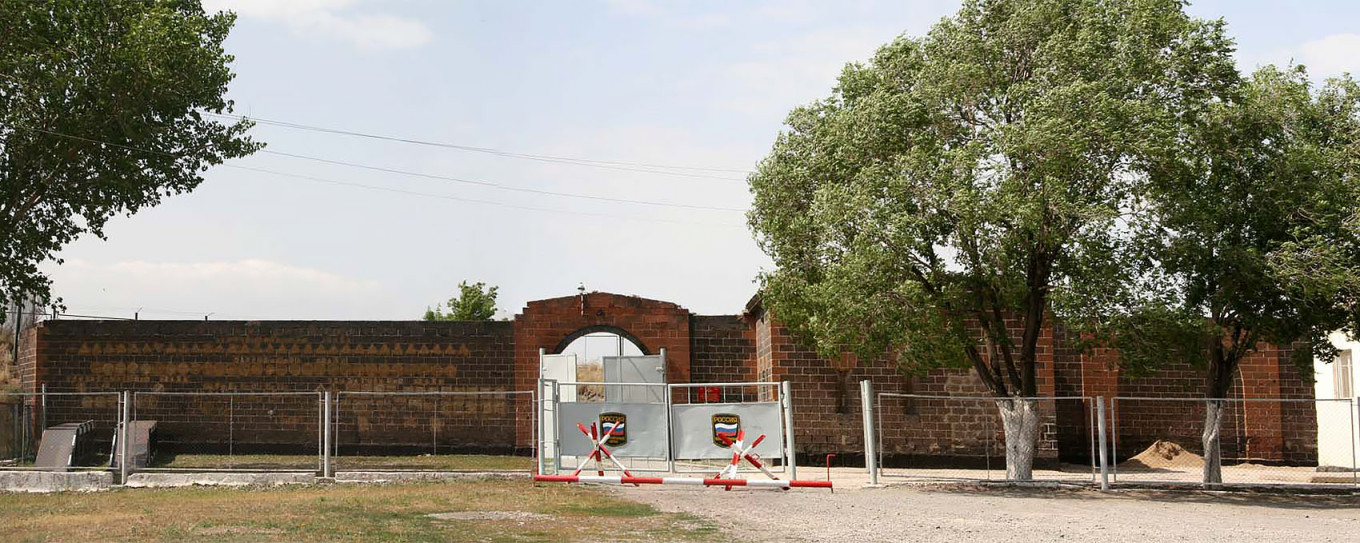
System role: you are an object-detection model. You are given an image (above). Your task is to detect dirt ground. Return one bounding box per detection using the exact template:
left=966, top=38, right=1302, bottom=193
left=614, top=481, right=1360, bottom=542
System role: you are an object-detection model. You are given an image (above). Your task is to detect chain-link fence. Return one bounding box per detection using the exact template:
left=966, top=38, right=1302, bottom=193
left=0, top=391, right=122, bottom=472
left=872, top=392, right=1097, bottom=484
left=131, top=391, right=321, bottom=472
left=1109, top=397, right=1354, bottom=487
left=332, top=390, right=534, bottom=472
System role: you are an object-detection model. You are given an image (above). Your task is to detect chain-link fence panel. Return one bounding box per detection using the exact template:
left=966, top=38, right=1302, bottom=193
left=333, top=390, right=534, bottom=472
left=1111, top=397, right=1355, bottom=487
left=132, top=391, right=321, bottom=472
left=0, top=391, right=122, bottom=472
left=875, top=394, right=1096, bottom=483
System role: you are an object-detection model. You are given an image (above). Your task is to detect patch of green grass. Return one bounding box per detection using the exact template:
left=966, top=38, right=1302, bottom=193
left=0, top=479, right=715, bottom=542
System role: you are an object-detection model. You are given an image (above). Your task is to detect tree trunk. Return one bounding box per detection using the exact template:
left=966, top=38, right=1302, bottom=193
left=1202, top=399, right=1224, bottom=485
left=997, top=398, right=1040, bottom=481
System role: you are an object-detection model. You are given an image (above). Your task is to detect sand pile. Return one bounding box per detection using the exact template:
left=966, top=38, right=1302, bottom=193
left=1121, top=440, right=1204, bottom=470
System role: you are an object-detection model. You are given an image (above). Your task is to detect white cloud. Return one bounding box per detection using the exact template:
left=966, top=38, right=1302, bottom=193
left=47, top=259, right=384, bottom=320
left=1296, top=33, right=1360, bottom=78
left=203, top=0, right=432, bottom=51
left=103, top=259, right=378, bottom=293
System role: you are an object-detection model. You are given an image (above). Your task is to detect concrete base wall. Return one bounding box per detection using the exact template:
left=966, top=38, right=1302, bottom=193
left=125, top=472, right=315, bottom=488
left=0, top=470, right=113, bottom=493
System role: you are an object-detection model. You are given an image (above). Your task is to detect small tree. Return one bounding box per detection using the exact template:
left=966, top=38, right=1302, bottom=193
left=424, top=282, right=500, bottom=321
left=748, top=0, right=1236, bottom=479
left=1094, top=66, right=1360, bottom=483
left=0, top=0, right=261, bottom=315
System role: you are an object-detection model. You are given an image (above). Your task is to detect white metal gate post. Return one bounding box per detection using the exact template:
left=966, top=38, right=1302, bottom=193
left=1096, top=396, right=1109, bottom=490
left=781, top=380, right=797, bottom=479
left=664, top=384, right=676, bottom=473
left=860, top=380, right=878, bottom=484
left=120, top=391, right=130, bottom=484
left=322, top=390, right=333, bottom=478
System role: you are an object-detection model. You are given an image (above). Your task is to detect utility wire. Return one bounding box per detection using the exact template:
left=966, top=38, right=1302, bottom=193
left=23, top=126, right=749, bottom=217
left=206, top=112, right=754, bottom=180
left=225, top=164, right=745, bottom=228
left=260, top=150, right=745, bottom=211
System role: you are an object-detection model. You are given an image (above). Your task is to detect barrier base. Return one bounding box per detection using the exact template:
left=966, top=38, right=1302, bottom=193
left=533, top=474, right=832, bottom=489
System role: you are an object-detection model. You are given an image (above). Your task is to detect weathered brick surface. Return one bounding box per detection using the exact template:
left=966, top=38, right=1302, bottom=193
left=30, top=320, right=520, bottom=453
left=689, top=315, right=755, bottom=385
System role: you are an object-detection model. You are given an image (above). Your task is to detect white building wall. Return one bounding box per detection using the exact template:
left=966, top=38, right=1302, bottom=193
left=1315, top=332, right=1359, bottom=469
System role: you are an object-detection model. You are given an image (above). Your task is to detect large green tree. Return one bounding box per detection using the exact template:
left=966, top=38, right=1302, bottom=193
left=424, top=281, right=500, bottom=321
left=0, top=0, right=261, bottom=314
left=747, top=0, right=1236, bottom=479
left=1092, top=66, right=1360, bottom=483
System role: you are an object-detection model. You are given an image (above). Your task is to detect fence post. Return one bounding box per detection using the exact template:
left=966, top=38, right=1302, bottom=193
left=860, top=380, right=878, bottom=485
left=1096, top=396, right=1109, bottom=491
left=781, top=380, right=797, bottom=480
left=664, top=384, right=675, bottom=473
left=322, top=390, right=333, bottom=478
left=120, top=391, right=130, bottom=485
left=40, top=384, right=46, bottom=432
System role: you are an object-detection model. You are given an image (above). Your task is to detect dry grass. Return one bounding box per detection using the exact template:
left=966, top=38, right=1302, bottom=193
left=151, top=454, right=532, bottom=472
left=0, top=479, right=718, bottom=542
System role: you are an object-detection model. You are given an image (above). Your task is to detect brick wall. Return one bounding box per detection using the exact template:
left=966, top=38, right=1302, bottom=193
left=1051, top=327, right=1319, bottom=465
left=29, top=320, right=521, bottom=454
left=688, top=315, right=756, bottom=385
left=19, top=291, right=1320, bottom=466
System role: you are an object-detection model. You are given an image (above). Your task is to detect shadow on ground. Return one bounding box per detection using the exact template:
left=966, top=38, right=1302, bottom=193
left=916, top=484, right=1360, bottom=510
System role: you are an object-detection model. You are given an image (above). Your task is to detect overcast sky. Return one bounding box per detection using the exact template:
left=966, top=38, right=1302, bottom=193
left=41, top=0, right=1360, bottom=321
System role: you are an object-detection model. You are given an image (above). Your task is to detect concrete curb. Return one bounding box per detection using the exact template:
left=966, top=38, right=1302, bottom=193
left=0, top=471, right=114, bottom=493
left=125, top=472, right=316, bottom=488
left=333, top=471, right=529, bottom=483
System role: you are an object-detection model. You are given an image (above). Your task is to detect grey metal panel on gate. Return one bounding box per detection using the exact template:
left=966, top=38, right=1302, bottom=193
left=672, top=403, right=783, bottom=459
left=557, top=402, right=669, bottom=457
left=602, top=356, right=665, bottom=403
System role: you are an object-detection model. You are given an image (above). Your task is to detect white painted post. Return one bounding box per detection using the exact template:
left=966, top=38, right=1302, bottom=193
left=664, top=384, right=675, bottom=473
left=317, top=391, right=324, bottom=474
left=322, top=390, right=332, bottom=478
left=1096, top=396, right=1109, bottom=491
left=120, top=391, right=130, bottom=484
left=860, top=380, right=878, bottom=485
left=781, top=380, right=797, bottom=480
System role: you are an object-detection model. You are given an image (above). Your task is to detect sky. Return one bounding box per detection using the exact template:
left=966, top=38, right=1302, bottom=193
left=40, top=0, right=1360, bottom=321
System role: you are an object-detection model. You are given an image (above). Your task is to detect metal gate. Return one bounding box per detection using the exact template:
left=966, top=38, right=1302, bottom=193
left=536, top=380, right=796, bottom=476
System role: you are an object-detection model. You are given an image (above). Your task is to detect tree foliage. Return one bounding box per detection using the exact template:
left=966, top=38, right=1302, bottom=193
left=424, top=282, right=500, bottom=321
left=0, top=0, right=261, bottom=316
left=748, top=0, right=1236, bottom=398
left=1091, top=66, right=1360, bottom=393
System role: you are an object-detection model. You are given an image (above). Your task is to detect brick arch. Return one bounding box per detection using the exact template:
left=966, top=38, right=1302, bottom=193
left=551, top=325, right=652, bottom=356
left=511, top=292, right=693, bottom=447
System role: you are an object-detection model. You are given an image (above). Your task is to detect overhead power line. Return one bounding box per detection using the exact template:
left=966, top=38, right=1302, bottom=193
left=205, top=112, right=755, bottom=180
left=259, top=150, right=746, bottom=211
left=225, top=164, right=745, bottom=228
left=18, top=127, right=745, bottom=229
left=23, top=127, right=749, bottom=215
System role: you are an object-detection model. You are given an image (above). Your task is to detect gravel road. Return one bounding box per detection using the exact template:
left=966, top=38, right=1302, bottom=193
left=613, top=484, right=1360, bottom=542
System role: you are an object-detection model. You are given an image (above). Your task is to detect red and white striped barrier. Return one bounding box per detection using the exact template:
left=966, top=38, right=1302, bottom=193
left=533, top=474, right=833, bottom=489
